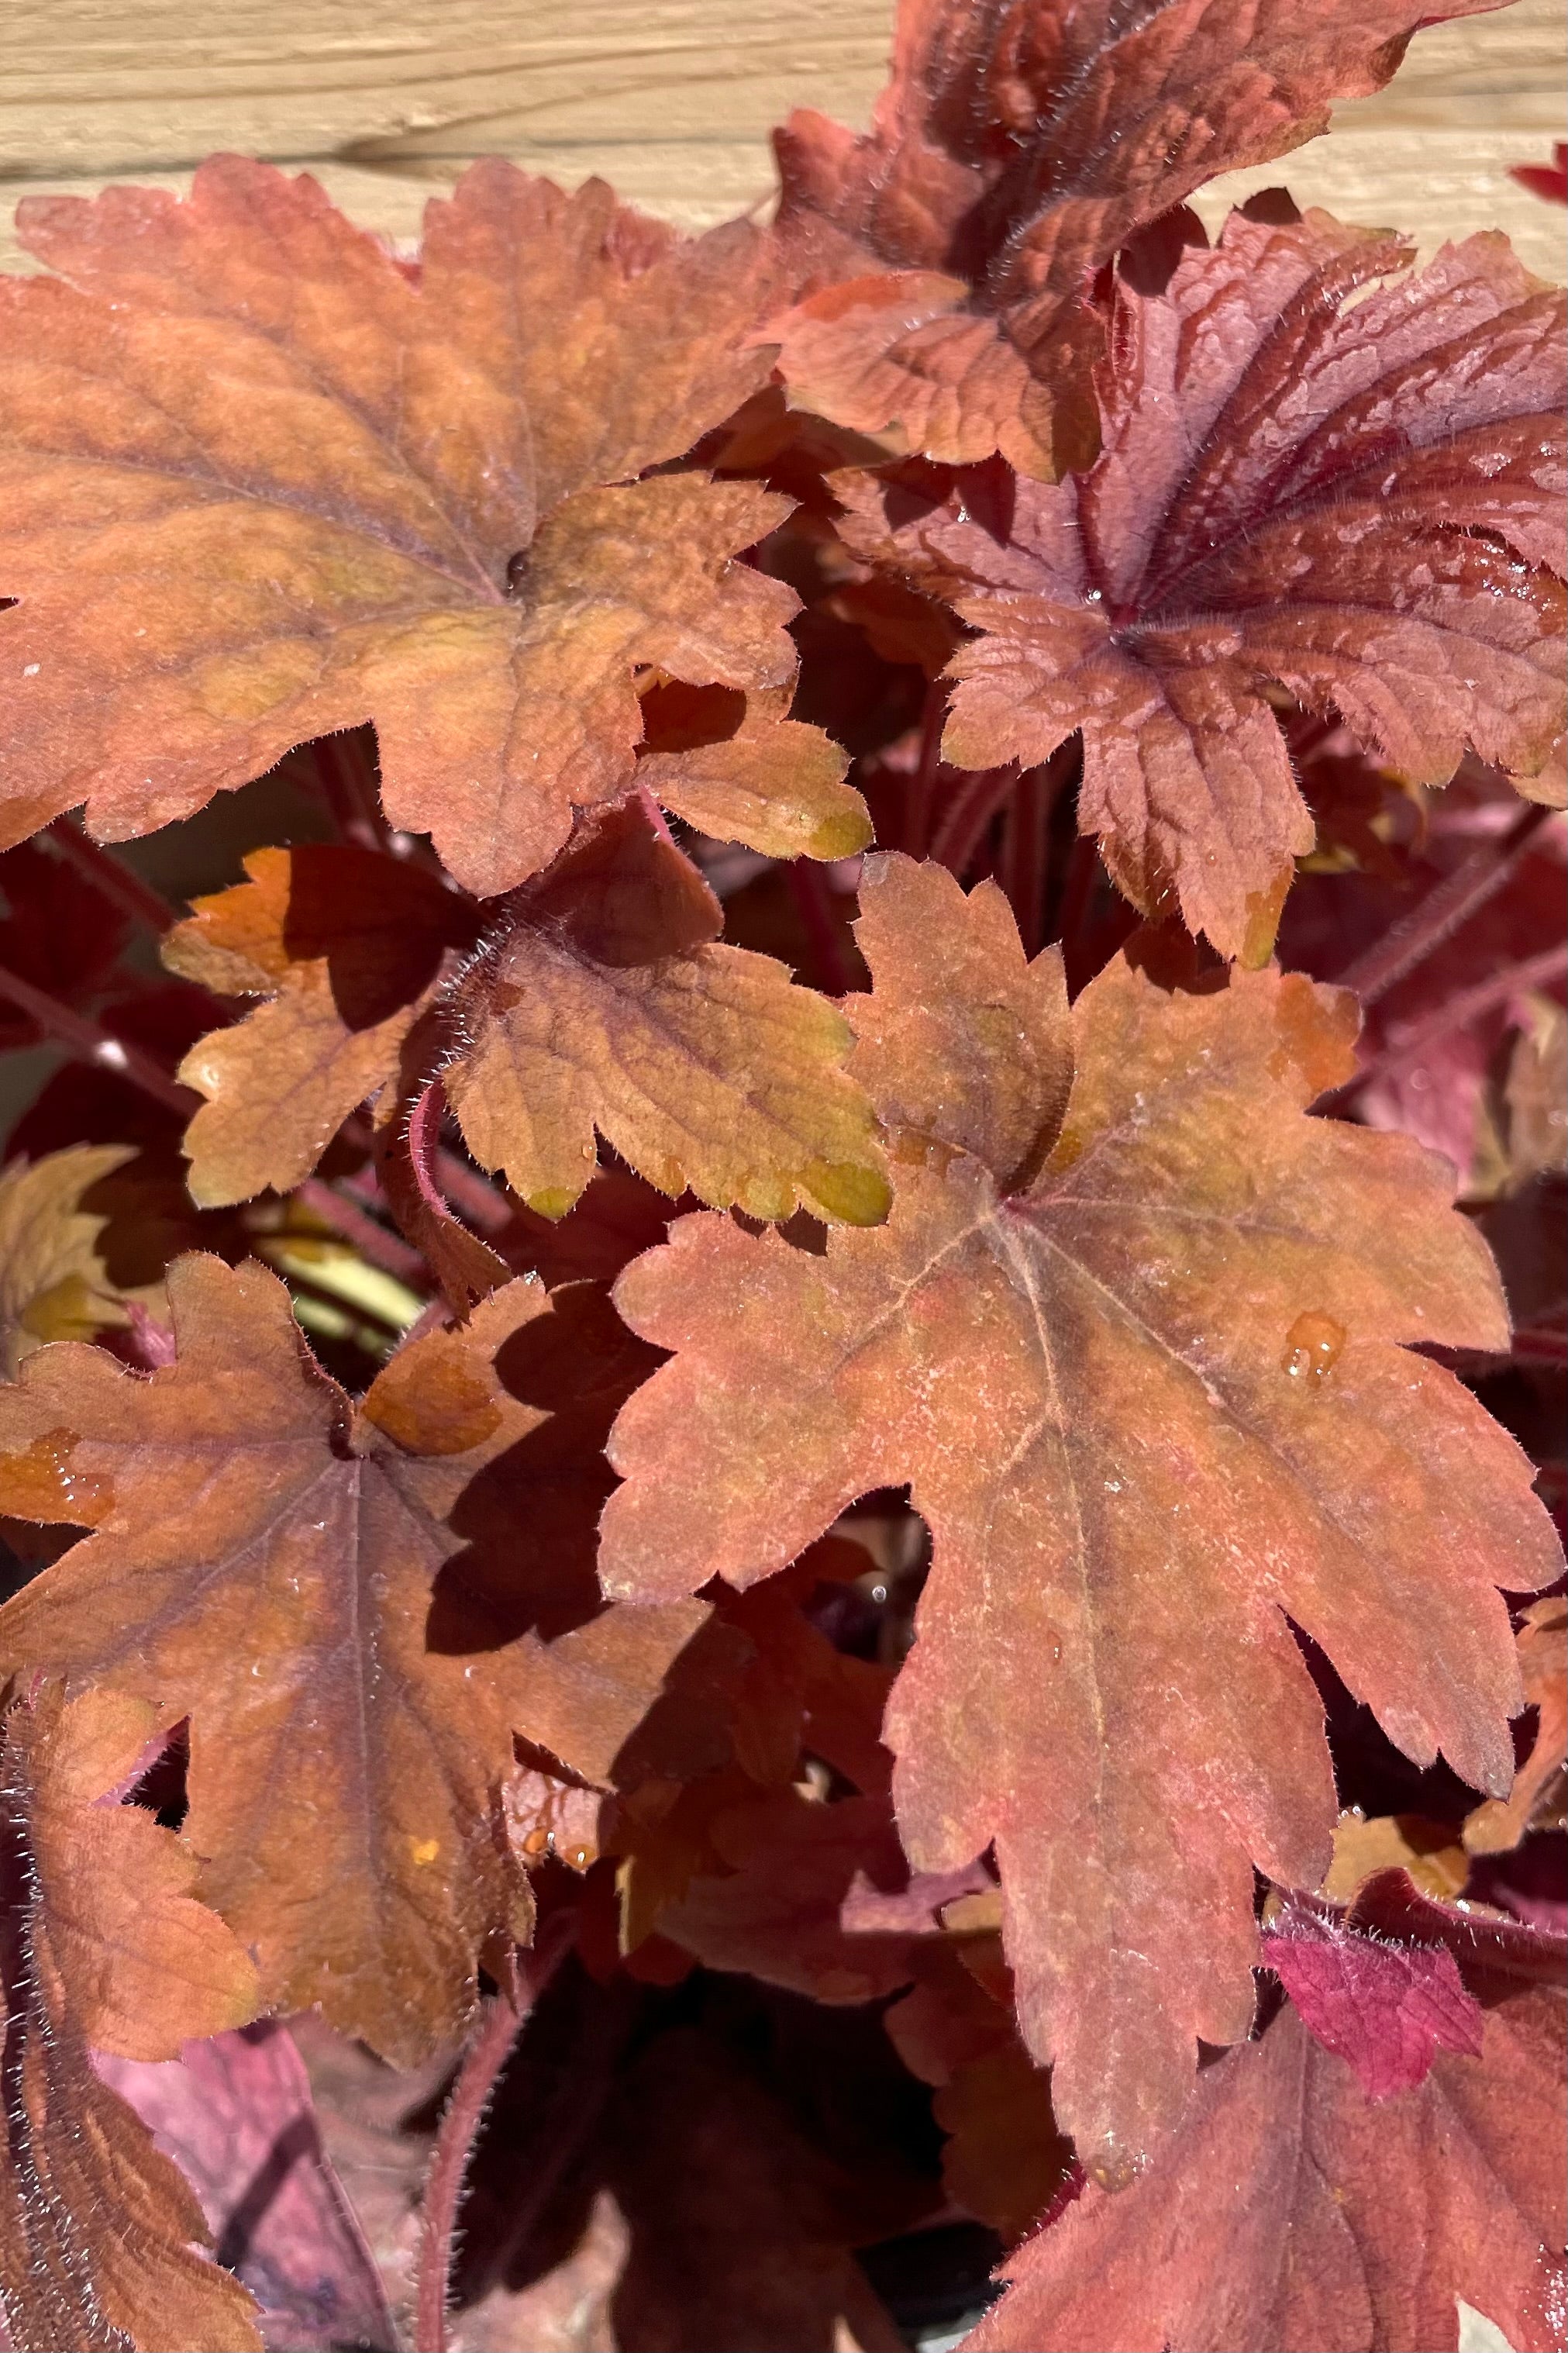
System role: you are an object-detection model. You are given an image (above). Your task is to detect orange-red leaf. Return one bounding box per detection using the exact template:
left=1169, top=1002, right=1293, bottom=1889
left=966, top=1896, right=1567, bottom=2353
left=0, top=159, right=799, bottom=894
left=600, top=853, right=1563, bottom=2175
left=837, top=212, right=1567, bottom=957
left=443, top=805, right=887, bottom=1223
left=0, top=1682, right=263, bottom=2353
left=163, top=844, right=475, bottom=1206
left=1463, top=1596, right=1567, bottom=1858
left=0, top=1257, right=705, bottom=2061
left=765, top=0, right=1532, bottom=475
left=166, top=810, right=887, bottom=1222
left=636, top=682, right=871, bottom=864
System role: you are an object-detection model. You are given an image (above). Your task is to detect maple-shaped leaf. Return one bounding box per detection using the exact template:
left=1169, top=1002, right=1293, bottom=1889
left=0, top=1682, right=263, bottom=2353
left=966, top=1892, right=1567, bottom=2353
left=0, top=1257, right=706, bottom=2061
left=600, top=852, right=1563, bottom=2175
left=443, top=802, right=889, bottom=1224
left=763, top=0, right=1529, bottom=474
left=837, top=211, right=1567, bottom=958
left=167, top=808, right=887, bottom=1223
left=0, top=157, right=812, bottom=895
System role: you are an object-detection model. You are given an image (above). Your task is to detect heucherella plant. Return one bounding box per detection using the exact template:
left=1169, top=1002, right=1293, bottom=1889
left=0, top=2, right=1561, bottom=2346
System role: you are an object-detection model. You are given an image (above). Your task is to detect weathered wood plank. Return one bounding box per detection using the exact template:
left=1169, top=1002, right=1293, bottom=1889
left=1, top=0, right=1561, bottom=273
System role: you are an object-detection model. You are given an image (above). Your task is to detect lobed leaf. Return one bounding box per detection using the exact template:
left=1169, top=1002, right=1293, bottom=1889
left=765, top=0, right=1528, bottom=472
left=0, top=158, right=808, bottom=895
left=836, top=211, right=1567, bottom=957
left=966, top=1893, right=1567, bottom=2353
left=1261, top=1891, right=1484, bottom=2101
left=0, top=1257, right=705, bottom=2061
left=443, top=803, right=888, bottom=1223
left=0, top=1683, right=263, bottom=2353
left=600, top=852, right=1563, bottom=2176
left=169, top=806, right=888, bottom=1224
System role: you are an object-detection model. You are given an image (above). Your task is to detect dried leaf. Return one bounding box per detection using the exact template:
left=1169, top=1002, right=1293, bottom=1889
left=0, top=1683, right=263, bottom=2353
left=0, top=159, right=798, bottom=893
left=600, top=853, right=1562, bottom=2175
left=766, top=0, right=1529, bottom=471
left=839, top=214, right=1566, bottom=957
left=1319, top=1810, right=1470, bottom=1906
left=966, top=1896, right=1566, bottom=2353
left=0, top=1258, right=704, bottom=2061
left=0, top=1145, right=139, bottom=1375
left=97, top=2020, right=397, bottom=2353
left=887, top=1943, right=1073, bottom=2245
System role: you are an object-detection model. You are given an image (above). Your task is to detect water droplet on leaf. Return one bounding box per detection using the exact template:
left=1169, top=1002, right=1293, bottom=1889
left=1282, top=1309, right=1346, bottom=1384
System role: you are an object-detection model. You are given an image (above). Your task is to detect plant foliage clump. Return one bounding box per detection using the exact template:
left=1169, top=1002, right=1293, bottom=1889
left=0, top=2, right=1563, bottom=2348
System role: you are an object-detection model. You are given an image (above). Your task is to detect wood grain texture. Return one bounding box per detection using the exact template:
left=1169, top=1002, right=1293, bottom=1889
left=1, top=0, right=1563, bottom=274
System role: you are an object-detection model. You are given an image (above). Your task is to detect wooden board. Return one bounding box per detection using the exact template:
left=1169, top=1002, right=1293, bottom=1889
left=2, top=0, right=1563, bottom=274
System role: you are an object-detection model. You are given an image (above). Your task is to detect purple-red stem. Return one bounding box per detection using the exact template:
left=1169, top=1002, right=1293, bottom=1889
left=0, top=962, right=195, bottom=1116
left=788, top=860, right=856, bottom=997
left=295, top=1177, right=430, bottom=1285
left=905, top=681, right=947, bottom=859
left=999, top=766, right=1053, bottom=957
left=46, top=819, right=178, bottom=936
left=1335, top=802, right=1555, bottom=1009
left=313, top=733, right=393, bottom=854
left=415, top=1920, right=575, bottom=2353
left=1335, top=940, right=1568, bottom=1103
left=929, top=764, right=1018, bottom=876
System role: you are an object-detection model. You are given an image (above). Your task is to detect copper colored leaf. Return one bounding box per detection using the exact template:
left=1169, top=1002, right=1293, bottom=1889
left=966, top=1902, right=1567, bottom=2353
left=97, top=2020, right=396, bottom=2353
left=887, top=1942, right=1073, bottom=2245
left=169, top=808, right=887, bottom=1223
left=1318, top=1810, right=1470, bottom=1906
left=1262, top=1891, right=1484, bottom=2099
left=0, top=159, right=794, bottom=893
left=636, top=681, right=873, bottom=864
left=0, top=1144, right=139, bottom=1375
left=654, top=1789, right=925, bottom=2004
left=0, top=1683, right=263, bottom=2353
left=163, top=844, right=476, bottom=1207
left=1465, top=1598, right=1568, bottom=1857
left=601, top=852, right=1563, bottom=2175
left=839, top=213, right=1567, bottom=957
left=443, top=802, right=887, bottom=1223
left=0, top=1258, right=705, bottom=2061
left=765, top=0, right=1525, bottom=472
